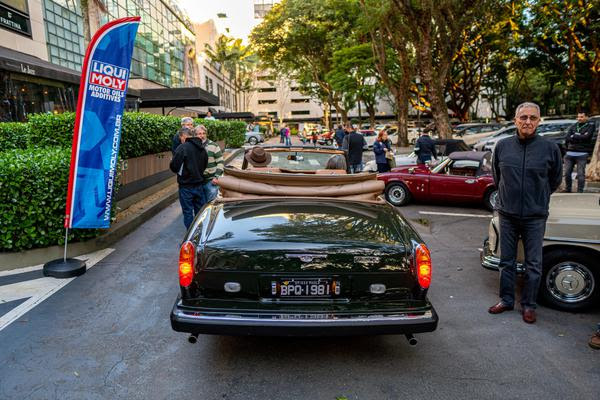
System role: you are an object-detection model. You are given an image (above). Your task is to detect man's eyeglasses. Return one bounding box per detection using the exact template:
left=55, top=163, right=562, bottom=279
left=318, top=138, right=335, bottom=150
left=518, top=115, right=539, bottom=122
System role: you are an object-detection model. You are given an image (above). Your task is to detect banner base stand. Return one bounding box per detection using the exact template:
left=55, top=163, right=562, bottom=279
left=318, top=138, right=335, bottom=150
left=43, top=258, right=86, bottom=278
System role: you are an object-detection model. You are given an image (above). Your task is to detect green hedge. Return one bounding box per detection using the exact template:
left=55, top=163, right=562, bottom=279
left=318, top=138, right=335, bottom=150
left=0, top=147, right=101, bottom=251
left=0, top=122, right=31, bottom=151
left=1, top=112, right=246, bottom=155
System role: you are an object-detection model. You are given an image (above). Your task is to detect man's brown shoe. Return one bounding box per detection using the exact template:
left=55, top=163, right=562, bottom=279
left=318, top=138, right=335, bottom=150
left=589, top=333, right=600, bottom=350
left=522, top=308, right=536, bottom=324
left=488, top=302, right=514, bottom=314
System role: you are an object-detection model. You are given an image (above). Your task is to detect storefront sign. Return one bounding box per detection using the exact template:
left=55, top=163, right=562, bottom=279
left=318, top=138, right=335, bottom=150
left=0, top=4, right=30, bottom=37
left=64, top=17, right=140, bottom=229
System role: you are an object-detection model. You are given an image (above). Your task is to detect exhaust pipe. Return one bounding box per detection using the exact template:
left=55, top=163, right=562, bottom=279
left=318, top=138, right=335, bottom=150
left=405, top=334, right=418, bottom=346
left=188, top=334, right=198, bottom=344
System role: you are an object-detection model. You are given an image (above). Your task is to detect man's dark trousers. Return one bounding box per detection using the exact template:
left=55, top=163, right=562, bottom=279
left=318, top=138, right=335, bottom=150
left=498, top=215, right=547, bottom=309
left=179, top=185, right=206, bottom=230
left=564, top=154, right=587, bottom=192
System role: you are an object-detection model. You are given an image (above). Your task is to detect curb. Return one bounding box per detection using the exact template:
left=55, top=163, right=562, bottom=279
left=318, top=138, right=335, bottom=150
left=0, top=187, right=178, bottom=272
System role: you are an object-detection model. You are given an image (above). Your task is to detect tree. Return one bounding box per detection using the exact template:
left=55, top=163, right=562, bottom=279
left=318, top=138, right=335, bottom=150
left=391, top=0, right=488, bottom=138
left=359, top=0, right=414, bottom=146
left=250, top=0, right=361, bottom=124
left=327, top=44, right=383, bottom=128
left=445, top=3, right=513, bottom=121
left=528, top=0, right=600, bottom=114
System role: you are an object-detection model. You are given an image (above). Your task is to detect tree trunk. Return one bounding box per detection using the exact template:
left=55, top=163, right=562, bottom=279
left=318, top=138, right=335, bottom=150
left=358, top=100, right=362, bottom=125
left=395, top=93, right=409, bottom=147
left=590, top=72, right=600, bottom=115
left=586, top=131, right=600, bottom=181
left=367, top=104, right=376, bottom=129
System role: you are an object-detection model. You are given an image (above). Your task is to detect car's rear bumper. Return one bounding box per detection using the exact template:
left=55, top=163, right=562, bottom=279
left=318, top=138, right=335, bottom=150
left=170, top=300, right=438, bottom=337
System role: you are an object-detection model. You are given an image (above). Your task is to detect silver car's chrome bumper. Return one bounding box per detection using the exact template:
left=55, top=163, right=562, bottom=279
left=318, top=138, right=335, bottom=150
left=480, top=240, right=524, bottom=272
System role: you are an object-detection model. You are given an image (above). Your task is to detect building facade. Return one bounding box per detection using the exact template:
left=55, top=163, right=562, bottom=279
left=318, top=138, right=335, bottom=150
left=0, top=0, right=206, bottom=122
left=191, top=19, right=237, bottom=114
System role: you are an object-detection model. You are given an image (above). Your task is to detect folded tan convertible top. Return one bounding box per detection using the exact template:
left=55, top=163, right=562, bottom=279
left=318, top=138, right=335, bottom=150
left=216, top=167, right=385, bottom=201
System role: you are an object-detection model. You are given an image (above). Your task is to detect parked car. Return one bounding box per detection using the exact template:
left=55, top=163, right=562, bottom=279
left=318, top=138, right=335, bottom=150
left=378, top=151, right=497, bottom=210
left=359, top=129, right=378, bottom=148
left=481, top=193, right=600, bottom=311
left=364, top=139, right=471, bottom=172
left=473, top=119, right=576, bottom=153
left=473, top=125, right=517, bottom=152
left=453, top=123, right=504, bottom=147
left=317, top=130, right=335, bottom=146
left=170, top=146, right=438, bottom=340
left=245, top=131, right=264, bottom=146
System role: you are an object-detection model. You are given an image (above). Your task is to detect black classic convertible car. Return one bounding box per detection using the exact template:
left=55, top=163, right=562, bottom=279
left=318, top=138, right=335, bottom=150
left=170, top=146, right=438, bottom=343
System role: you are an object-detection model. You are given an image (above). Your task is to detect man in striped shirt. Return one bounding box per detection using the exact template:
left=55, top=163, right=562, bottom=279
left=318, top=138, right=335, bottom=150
left=196, top=124, right=223, bottom=202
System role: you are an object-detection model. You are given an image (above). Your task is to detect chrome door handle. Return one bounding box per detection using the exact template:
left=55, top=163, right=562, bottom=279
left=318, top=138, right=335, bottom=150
left=465, top=179, right=475, bottom=184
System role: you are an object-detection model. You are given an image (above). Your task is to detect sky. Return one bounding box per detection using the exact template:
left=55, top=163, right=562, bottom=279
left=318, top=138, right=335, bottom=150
left=179, top=0, right=264, bottom=43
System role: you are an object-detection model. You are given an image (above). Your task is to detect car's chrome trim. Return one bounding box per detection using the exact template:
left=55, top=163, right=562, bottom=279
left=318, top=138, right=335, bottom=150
left=480, top=248, right=524, bottom=272
left=544, top=236, right=600, bottom=245
left=173, top=307, right=434, bottom=325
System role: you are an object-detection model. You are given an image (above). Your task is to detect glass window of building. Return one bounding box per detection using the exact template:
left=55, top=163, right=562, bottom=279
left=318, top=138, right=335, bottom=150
left=43, top=0, right=195, bottom=88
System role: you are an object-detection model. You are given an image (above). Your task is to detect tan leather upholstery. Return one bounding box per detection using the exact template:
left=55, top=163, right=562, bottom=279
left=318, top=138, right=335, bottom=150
left=250, top=167, right=282, bottom=173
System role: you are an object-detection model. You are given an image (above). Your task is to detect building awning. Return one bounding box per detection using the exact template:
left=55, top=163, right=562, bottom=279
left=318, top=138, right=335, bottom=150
left=0, top=45, right=81, bottom=85
left=138, top=87, right=219, bottom=108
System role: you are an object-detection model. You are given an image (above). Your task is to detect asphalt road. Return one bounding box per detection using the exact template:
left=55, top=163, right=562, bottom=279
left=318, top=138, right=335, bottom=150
left=0, top=201, right=598, bottom=400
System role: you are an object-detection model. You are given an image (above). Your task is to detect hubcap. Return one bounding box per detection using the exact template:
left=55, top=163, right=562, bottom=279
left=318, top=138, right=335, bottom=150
left=389, top=186, right=406, bottom=204
left=547, top=262, right=595, bottom=303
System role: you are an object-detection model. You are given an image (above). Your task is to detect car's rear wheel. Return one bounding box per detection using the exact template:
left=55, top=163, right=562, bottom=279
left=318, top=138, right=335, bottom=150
left=540, top=249, right=598, bottom=311
left=248, top=136, right=258, bottom=145
left=385, top=183, right=411, bottom=206
left=483, top=188, right=498, bottom=211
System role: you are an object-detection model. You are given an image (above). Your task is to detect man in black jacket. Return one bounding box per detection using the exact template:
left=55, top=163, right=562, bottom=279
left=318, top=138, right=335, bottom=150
left=564, top=111, right=596, bottom=193
left=489, top=102, right=562, bottom=324
left=414, top=131, right=437, bottom=164
left=170, top=127, right=208, bottom=229
left=342, top=125, right=367, bottom=173
left=334, top=125, right=345, bottom=147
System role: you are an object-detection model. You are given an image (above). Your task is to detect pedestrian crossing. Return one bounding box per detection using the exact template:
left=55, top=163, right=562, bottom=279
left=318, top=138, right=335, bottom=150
left=0, top=248, right=114, bottom=332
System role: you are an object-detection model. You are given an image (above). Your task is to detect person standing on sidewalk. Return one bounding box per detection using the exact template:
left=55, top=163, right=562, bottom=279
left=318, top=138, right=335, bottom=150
left=488, top=102, right=563, bottom=324
left=172, top=117, right=194, bottom=155
left=196, top=124, right=224, bottom=203
left=279, top=124, right=286, bottom=143
left=334, top=124, right=345, bottom=148
left=170, top=127, right=208, bottom=230
left=285, top=125, right=292, bottom=146
left=342, top=124, right=367, bottom=173
left=414, top=131, right=437, bottom=164
left=564, top=111, right=596, bottom=193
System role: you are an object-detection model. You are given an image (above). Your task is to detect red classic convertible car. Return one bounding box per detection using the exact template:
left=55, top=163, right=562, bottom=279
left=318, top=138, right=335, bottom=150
left=378, top=151, right=497, bottom=210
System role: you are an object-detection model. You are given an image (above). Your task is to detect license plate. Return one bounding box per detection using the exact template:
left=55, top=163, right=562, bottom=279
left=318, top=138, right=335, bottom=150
left=272, top=278, right=340, bottom=297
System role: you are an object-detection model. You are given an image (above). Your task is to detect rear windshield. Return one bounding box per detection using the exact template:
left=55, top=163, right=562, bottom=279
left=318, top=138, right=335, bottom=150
left=214, top=203, right=403, bottom=245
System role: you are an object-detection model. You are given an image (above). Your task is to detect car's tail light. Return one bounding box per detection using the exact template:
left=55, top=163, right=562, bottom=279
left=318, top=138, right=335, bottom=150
left=415, top=244, right=432, bottom=289
left=179, top=241, right=195, bottom=287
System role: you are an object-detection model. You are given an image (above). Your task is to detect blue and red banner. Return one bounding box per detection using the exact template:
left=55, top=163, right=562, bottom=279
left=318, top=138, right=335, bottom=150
left=65, top=17, right=140, bottom=229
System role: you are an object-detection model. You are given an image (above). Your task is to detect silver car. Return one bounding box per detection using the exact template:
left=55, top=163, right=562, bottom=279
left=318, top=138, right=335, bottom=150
left=474, top=120, right=575, bottom=152
left=245, top=131, right=264, bottom=145
left=481, top=193, right=600, bottom=311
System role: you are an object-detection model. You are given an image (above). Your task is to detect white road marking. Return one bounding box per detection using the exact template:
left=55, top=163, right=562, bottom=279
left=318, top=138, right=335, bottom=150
left=418, top=211, right=492, bottom=218
left=0, top=248, right=114, bottom=332
left=0, top=264, right=43, bottom=277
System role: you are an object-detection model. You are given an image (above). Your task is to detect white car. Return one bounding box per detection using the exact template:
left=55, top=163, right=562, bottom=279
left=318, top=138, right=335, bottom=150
left=452, top=123, right=504, bottom=146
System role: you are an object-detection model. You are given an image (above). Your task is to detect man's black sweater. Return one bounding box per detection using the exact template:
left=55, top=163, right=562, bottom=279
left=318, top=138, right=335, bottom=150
left=169, top=137, right=208, bottom=187
left=492, top=134, right=562, bottom=218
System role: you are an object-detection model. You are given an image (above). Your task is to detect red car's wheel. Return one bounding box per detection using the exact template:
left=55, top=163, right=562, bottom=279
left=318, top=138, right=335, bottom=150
left=385, top=183, right=411, bottom=206
left=483, top=188, right=498, bottom=211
